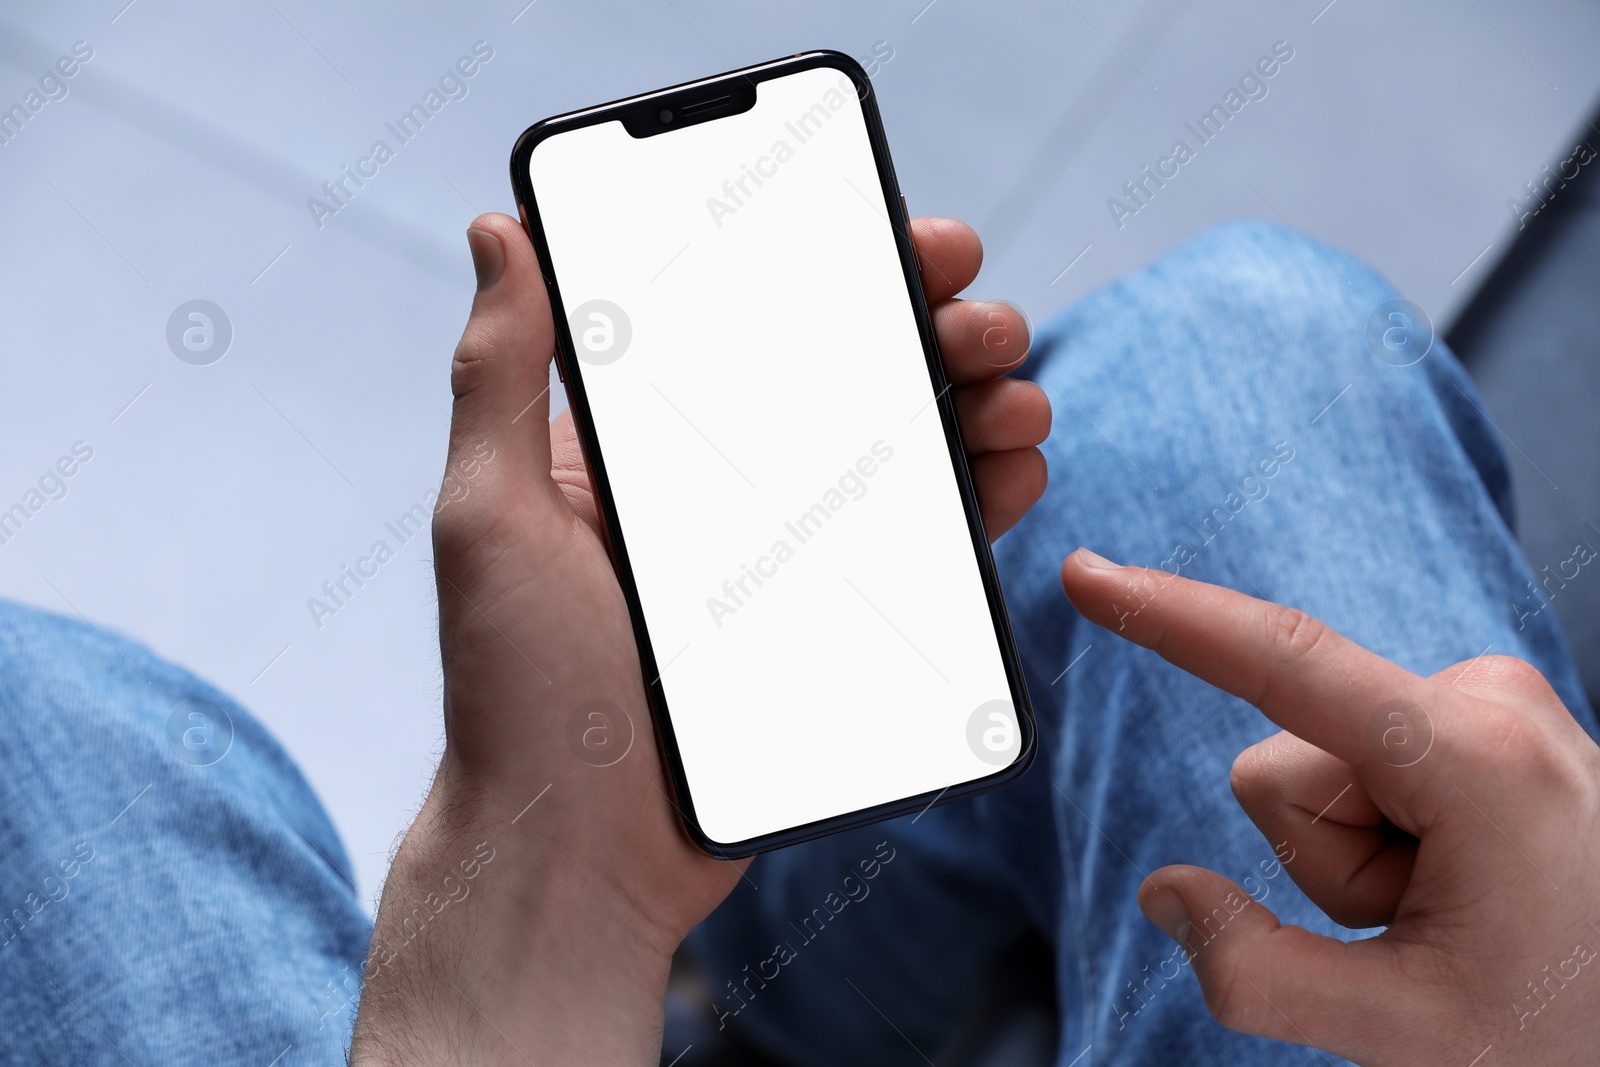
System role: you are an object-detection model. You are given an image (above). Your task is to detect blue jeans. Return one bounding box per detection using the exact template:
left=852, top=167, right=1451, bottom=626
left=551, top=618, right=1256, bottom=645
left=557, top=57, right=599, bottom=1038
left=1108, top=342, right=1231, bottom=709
left=0, top=222, right=1589, bottom=1065
left=682, top=221, right=1596, bottom=1065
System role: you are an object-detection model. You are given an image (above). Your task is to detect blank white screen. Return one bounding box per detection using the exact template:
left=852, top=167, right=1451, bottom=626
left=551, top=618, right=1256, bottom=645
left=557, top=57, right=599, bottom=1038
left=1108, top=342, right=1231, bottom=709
left=529, top=64, right=1020, bottom=845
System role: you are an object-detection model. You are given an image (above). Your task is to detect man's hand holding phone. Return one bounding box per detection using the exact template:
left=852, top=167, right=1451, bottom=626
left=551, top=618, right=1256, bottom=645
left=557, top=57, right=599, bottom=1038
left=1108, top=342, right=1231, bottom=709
left=348, top=212, right=1049, bottom=1066
left=351, top=211, right=1600, bottom=1066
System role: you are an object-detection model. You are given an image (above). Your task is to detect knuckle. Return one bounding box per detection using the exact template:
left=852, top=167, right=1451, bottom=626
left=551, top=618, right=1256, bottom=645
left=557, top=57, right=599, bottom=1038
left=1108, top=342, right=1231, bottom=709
left=1228, top=744, right=1274, bottom=806
left=1468, top=700, right=1588, bottom=794
left=430, top=505, right=475, bottom=560
left=430, top=481, right=504, bottom=561
left=1262, top=603, right=1328, bottom=669
left=450, top=348, right=487, bottom=399
left=449, top=322, right=504, bottom=395
left=1470, top=654, right=1551, bottom=695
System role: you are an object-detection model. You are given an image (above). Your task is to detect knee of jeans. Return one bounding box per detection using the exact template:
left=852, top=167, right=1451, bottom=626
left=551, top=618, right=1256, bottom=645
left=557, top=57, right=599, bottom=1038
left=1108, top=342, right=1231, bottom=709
left=1172, top=217, right=1395, bottom=314
left=2, top=600, right=218, bottom=768
left=0, top=600, right=350, bottom=879
left=1030, top=218, right=1402, bottom=412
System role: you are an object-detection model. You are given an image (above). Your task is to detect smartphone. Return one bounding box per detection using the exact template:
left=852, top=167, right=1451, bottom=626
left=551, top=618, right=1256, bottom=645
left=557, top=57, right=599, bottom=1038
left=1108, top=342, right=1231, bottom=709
left=509, top=50, right=1034, bottom=856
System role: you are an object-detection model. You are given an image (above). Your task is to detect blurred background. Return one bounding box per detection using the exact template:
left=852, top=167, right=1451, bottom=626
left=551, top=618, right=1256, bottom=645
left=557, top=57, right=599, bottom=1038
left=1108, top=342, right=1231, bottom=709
left=1, top=0, right=1597, bottom=910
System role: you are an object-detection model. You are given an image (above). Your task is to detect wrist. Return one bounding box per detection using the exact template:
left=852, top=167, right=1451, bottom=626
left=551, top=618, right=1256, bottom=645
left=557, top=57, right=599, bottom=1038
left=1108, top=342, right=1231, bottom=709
left=351, top=766, right=676, bottom=1065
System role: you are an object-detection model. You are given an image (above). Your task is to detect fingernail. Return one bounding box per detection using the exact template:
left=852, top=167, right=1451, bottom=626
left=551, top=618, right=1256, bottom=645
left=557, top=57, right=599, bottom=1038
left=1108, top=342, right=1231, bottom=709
left=466, top=227, right=505, bottom=292
left=1075, top=548, right=1121, bottom=571
left=1140, top=888, right=1191, bottom=943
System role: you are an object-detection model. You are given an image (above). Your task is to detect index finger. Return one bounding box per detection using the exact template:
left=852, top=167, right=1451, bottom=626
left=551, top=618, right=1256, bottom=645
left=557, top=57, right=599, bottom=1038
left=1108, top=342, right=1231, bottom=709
left=1060, top=549, right=1450, bottom=825
left=910, top=217, right=982, bottom=304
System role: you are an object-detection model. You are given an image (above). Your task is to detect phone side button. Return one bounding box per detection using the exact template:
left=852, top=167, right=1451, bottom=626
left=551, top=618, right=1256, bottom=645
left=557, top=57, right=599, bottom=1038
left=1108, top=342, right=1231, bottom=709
left=900, top=193, right=909, bottom=220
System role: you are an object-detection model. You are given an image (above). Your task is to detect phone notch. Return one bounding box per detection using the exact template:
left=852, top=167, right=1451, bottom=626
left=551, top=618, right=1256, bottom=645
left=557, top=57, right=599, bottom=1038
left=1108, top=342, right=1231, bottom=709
left=622, top=79, right=757, bottom=138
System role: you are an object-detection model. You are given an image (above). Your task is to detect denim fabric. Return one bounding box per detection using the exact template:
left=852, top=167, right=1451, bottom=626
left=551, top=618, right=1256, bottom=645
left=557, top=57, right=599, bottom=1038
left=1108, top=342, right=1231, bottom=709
left=682, top=220, right=1598, bottom=1066
left=1, top=220, right=1591, bottom=1067
left=0, top=607, right=370, bottom=1065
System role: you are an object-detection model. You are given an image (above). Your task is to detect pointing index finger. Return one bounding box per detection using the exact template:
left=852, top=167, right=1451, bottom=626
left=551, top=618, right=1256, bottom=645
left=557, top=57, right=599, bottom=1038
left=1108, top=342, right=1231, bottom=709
left=1060, top=549, right=1450, bottom=827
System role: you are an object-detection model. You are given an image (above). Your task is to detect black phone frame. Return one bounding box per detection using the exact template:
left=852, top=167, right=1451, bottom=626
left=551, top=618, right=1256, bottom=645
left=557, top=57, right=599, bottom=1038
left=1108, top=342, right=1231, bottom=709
left=508, top=50, right=1036, bottom=858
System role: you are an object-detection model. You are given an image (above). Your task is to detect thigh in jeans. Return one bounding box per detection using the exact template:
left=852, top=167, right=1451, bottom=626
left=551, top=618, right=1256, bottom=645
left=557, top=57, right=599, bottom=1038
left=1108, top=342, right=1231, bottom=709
left=0, top=603, right=372, bottom=1066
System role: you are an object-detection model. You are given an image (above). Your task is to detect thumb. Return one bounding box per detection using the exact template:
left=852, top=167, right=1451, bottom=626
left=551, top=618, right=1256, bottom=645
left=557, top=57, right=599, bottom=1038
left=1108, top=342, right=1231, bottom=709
left=1138, top=865, right=1404, bottom=1061
left=449, top=211, right=557, bottom=499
